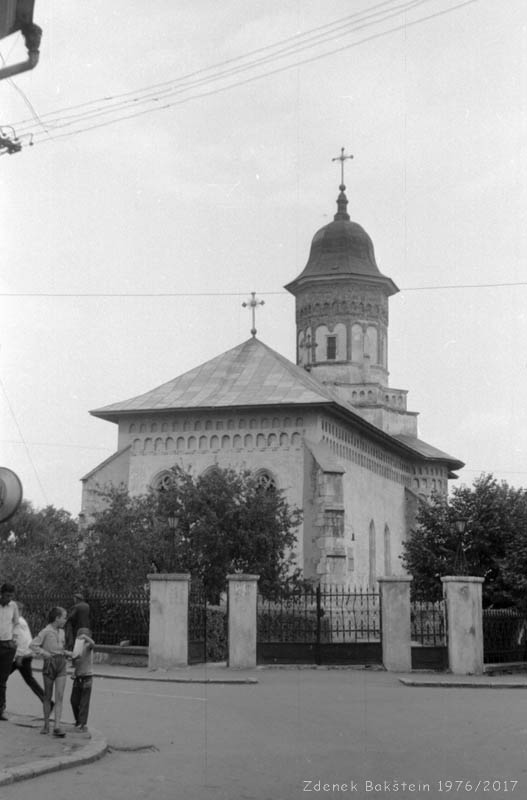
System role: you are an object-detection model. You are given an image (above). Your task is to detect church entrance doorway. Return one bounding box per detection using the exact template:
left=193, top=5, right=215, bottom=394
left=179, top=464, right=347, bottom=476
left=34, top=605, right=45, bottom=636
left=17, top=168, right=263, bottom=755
left=257, top=585, right=382, bottom=666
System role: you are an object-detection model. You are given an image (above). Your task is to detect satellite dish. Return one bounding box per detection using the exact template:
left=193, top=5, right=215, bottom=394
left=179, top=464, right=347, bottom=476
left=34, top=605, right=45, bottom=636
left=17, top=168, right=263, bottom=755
left=0, top=467, right=23, bottom=523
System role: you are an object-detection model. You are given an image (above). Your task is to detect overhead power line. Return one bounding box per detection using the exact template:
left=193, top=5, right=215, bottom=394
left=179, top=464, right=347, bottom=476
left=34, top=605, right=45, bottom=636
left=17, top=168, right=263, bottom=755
left=0, top=280, right=526, bottom=299
left=11, top=0, right=425, bottom=130
left=1, top=439, right=110, bottom=452
left=0, top=377, right=49, bottom=504
left=5, top=0, right=477, bottom=148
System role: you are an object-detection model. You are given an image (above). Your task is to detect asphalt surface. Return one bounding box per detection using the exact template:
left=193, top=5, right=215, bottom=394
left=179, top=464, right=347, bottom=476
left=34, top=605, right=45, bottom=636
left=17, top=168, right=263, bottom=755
left=2, top=664, right=527, bottom=798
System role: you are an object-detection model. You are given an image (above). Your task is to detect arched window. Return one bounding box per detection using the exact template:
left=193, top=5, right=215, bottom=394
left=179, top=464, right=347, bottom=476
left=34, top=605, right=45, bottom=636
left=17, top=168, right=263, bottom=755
left=255, top=470, right=277, bottom=491
left=384, top=525, right=392, bottom=576
left=351, top=324, right=363, bottom=361
left=364, top=326, right=378, bottom=362
left=368, top=520, right=377, bottom=589
left=151, top=471, right=173, bottom=492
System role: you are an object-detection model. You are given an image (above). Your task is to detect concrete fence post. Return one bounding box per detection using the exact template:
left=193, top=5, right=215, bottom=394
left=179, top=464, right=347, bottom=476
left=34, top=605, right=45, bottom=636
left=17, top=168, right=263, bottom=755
left=227, top=574, right=259, bottom=669
left=147, top=573, right=190, bottom=669
left=378, top=576, right=413, bottom=672
left=441, top=576, right=484, bottom=675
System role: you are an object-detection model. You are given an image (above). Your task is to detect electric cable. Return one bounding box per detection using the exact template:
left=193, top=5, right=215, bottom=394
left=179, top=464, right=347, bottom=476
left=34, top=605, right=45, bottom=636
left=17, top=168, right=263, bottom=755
left=6, top=0, right=476, bottom=146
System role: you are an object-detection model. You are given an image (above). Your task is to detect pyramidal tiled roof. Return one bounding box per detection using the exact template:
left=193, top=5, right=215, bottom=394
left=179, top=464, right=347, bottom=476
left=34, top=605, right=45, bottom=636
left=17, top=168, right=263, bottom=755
left=91, top=338, right=339, bottom=421
left=90, top=337, right=463, bottom=469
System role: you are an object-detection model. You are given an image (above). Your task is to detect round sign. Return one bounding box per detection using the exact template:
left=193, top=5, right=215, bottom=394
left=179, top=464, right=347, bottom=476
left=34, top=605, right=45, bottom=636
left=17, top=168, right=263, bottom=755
left=0, top=467, right=23, bottom=523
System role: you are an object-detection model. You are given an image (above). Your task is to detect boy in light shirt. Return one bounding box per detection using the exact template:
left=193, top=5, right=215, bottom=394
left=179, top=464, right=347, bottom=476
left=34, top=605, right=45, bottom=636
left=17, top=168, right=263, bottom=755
left=11, top=601, right=47, bottom=708
left=31, top=606, right=72, bottom=736
left=70, top=627, right=94, bottom=732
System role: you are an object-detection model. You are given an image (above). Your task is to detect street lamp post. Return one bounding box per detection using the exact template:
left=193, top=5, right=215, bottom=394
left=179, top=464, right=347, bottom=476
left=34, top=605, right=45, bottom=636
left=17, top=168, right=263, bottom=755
left=167, top=513, right=180, bottom=571
left=452, top=518, right=468, bottom=575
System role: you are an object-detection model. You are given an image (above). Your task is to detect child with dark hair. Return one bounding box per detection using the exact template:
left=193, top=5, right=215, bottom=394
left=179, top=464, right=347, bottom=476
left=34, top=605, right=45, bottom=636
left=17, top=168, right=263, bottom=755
left=70, top=627, right=94, bottom=732
left=31, top=606, right=72, bottom=736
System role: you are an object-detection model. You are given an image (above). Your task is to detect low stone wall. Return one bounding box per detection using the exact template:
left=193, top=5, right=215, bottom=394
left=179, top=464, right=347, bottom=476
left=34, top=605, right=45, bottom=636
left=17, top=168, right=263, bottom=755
left=93, top=645, right=148, bottom=667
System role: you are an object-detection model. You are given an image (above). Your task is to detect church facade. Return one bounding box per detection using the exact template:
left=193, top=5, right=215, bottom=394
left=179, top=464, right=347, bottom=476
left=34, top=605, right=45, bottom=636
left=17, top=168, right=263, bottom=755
left=81, top=177, right=463, bottom=587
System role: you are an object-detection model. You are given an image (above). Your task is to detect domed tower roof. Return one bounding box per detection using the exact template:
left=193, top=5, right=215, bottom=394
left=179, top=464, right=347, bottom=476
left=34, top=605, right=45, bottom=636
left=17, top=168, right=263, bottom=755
left=285, top=184, right=398, bottom=296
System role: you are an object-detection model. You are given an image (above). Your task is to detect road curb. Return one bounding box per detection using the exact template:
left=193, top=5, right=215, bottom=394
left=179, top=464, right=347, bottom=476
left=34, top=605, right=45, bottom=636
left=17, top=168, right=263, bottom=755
left=32, top=663, right=258, bottom=685
left=399, top=678, right=527, bottom=689
left=0, top=727, right=108, bottom=787
left=95, top=672, right=258, bottom=684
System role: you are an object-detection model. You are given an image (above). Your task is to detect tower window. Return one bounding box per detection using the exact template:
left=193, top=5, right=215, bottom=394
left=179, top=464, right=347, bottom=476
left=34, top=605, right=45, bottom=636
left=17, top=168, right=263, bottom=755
left=326, top=335, right=337, bottom=360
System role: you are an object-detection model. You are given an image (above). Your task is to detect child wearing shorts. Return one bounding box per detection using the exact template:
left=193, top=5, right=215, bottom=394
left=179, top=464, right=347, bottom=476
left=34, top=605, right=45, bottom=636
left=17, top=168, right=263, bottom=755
left=31, top=607, right=72, bottom=736
left=70, top=627, right=94, bottom=732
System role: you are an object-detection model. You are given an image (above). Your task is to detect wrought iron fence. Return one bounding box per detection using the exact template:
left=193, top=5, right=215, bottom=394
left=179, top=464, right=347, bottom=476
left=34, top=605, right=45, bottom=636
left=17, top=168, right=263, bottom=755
left=411, top=599, right=446, bottom=646
left=88, top=589, right=149, bottom=646
left=258, top=584, right=381, bottom=644
left=483, top=608, right=527, bottom=664
left=257, top=584, right=382, bottom=665
left=19, top=588, right=150, bottom=647
left=320, top=584, right=381, bottom=642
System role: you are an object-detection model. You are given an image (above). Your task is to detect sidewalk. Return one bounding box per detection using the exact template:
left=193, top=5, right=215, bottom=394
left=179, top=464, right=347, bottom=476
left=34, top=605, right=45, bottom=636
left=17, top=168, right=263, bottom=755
left=0, top=713, right=107, bottom=787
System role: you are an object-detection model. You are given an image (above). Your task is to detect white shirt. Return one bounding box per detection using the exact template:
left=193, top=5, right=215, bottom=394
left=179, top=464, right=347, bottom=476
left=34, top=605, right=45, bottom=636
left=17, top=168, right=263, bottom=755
left=13, top=616, right=32, bottom=657
left=0, top=601, right=19, bottom=641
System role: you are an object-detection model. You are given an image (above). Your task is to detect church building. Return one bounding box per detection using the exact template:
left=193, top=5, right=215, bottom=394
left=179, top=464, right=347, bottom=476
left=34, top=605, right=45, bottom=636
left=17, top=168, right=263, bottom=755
left=81, top=161, right=463, bottom=586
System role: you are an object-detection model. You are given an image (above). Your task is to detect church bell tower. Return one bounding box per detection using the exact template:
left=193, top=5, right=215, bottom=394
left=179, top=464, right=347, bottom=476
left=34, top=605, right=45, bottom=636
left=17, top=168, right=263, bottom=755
left=285, top=150, right=415, bottom=435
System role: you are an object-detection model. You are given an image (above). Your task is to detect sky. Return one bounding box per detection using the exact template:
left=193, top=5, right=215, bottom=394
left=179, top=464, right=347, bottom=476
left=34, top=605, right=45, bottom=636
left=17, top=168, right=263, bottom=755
left=0, top=0, right=526, bottom=517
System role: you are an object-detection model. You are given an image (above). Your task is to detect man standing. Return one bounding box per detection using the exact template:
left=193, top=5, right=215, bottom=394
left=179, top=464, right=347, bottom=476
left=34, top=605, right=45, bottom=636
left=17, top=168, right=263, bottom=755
left=0, top=583, right=19, bottom=720
left=66, top=591, right=90, bottom=650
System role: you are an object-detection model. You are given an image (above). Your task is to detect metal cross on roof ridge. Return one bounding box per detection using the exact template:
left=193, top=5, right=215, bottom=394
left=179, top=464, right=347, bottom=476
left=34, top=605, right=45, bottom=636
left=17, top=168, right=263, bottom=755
left=332, top=146, right=354, bottom=186
left=242, top=292, right=265, bottom=338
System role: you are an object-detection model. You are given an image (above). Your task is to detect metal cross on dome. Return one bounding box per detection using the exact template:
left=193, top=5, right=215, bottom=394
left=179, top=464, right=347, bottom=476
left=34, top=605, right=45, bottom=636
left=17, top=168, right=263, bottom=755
left=242, top=292, right=265, bottom=338
left=332, top=146, right=354, bottom=185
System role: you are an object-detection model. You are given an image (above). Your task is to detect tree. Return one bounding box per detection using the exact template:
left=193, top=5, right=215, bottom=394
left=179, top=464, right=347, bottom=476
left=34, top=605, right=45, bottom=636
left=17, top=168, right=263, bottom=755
left=156, top=466, right=302, bottom=600
left=80, top=488, right=166, bottom=591
left=83, top=465, right=303, bottom=601
left=401, top=474, right=527, bottom=607
left=0, top=500, right=82, bottom=596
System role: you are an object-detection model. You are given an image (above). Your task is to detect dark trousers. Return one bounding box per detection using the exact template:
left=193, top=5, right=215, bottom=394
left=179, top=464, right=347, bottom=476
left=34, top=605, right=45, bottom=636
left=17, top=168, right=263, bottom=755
left=0, top=641, right=16, bottom=713
left=10, top=656, right=45, bottom=703
left=71, top=675, right=92, bottom=726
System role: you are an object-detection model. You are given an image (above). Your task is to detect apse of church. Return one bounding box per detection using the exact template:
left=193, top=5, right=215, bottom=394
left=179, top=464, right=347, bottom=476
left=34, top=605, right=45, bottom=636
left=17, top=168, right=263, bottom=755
left=82, top=152, right=463, bottom=587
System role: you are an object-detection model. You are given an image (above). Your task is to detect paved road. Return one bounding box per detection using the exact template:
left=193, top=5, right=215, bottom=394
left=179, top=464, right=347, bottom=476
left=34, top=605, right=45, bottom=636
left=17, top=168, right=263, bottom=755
left=3, top=668, right=527, bottom=799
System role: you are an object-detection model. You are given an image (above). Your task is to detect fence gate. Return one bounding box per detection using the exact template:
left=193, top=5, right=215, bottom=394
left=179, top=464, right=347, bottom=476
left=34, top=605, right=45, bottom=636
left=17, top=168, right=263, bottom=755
left=483, top=608, right=527, bottom=664
left=410, top=598, right=447, bottom=670
left=257, top=584, right=382, bottom=665
left=188, top=578, right=207, bottom=664
left=187, top=579, right=228, bottom=664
